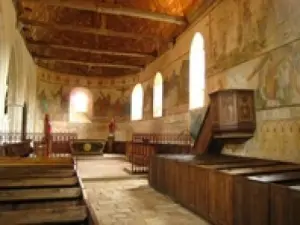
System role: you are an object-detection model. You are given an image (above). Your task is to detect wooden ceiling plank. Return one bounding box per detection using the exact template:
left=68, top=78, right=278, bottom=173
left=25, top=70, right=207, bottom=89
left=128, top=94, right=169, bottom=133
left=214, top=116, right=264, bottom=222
left=37, top=65, right=130, bottom=77
left=34, top=57, right=143, bottom=70
left=28, top=0, right=187, bottom=25
left=19, top=18, right=158, bottom=41
left=27, top=42, right=153, bottom=58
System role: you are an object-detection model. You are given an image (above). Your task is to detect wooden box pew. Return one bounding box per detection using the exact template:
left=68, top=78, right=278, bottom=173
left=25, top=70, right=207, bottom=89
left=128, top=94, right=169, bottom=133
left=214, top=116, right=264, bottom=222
left=149, top=153, right=272, bottom=194
left=155, top=154, right=195, bottom=194
left=234, top=171, right=300, bottom=225
left=149, top=154, right=279, bottom=220
left=208, top=163, right=300, bottom=225
left=188, top=159, right=280, bottom=220
left=270, top=182, right=300, bottom=225
left=172, top=157, right=279, bottom=219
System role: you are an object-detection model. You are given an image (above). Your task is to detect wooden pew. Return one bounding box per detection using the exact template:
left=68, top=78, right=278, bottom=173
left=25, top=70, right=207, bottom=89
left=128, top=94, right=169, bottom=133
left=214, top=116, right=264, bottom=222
left=234, top=171, right=300, bottom=225
left=189, top=159, right=280, bottom=220
left=149, top=153, right=300, bottom=225
left=2, top=140, right=32, bottom=157
left=209, top=164, right=300, bottom=225
left=177, top=156, right=280, bottom=220
left=0, top=177, right=78, bottom=188
left=0, top=156, right=74, bottom=167
left=0, top=157, right=96, bottom=225
left=0, top=205, right=88, bottom=224
left=149, top=154, right=281, bottom=222
left=270, top=182, right=300, bottom=225
left=0, top=187, right=82, bottom=201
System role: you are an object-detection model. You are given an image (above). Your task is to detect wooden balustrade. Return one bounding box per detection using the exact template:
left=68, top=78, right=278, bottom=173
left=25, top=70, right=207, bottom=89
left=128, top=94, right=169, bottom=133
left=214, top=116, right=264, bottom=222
left=0, top=132, right=77, bottom=156
left=126, top=133, right=192, bottom=174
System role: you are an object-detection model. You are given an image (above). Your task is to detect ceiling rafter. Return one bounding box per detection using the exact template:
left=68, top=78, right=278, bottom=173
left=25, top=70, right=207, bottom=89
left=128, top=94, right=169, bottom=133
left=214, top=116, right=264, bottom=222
left=27, top=0, right=187, bottom=25
left=27, top=41, right=154, bottom=59
left=34, top=57, right=144, bottom=70
left=37, top=65, right=123, bottom=77
left=18, top=18, right=159, bottom=41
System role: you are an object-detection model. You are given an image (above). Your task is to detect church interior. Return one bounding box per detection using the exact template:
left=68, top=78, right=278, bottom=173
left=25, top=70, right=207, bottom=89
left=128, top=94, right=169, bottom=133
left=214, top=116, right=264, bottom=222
left=1, top=0, right=300, bottom=224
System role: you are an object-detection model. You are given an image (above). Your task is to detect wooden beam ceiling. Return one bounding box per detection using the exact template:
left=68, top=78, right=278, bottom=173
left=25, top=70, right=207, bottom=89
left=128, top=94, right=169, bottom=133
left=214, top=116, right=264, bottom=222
left=19, top=18, right=159, bottom=41
left=34, top=57, right=144, bottom=70
left=27, top=42, right=154, bottom=58
left=28, top=0, right=187, bottom=25
left=186, top=0, right=215, bottom=23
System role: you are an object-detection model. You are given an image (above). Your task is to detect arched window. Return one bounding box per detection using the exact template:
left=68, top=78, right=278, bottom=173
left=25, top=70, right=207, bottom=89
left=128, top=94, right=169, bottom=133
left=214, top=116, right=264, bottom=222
left=69, top=87, right=92, bottom=123
left=153, top=72, right=163, bottom=118
left=131, top=84, right=143, bottom=121
left=189, top=32, right=205, bottom=110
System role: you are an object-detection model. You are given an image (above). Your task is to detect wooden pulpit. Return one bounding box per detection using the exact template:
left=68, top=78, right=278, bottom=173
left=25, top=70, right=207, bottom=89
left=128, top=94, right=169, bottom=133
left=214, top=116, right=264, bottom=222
left=209, top=89, right=256, bottom=143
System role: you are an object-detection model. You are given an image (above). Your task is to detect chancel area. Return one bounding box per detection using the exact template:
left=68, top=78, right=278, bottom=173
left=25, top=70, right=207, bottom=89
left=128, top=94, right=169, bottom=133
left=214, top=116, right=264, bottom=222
left=1, top=0, right=300, bottom=224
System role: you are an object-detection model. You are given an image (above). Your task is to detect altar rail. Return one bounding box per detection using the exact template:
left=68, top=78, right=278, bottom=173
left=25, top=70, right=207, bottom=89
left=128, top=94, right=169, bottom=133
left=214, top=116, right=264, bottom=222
left=0, top=132, right=77, bottom=155
left=126, top=133, right=192, bottom=173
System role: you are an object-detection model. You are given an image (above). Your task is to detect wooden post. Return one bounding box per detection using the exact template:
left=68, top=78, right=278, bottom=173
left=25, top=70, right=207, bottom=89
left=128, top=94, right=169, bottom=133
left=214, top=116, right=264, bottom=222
left=21, top=102, right=27, bottom=141
left=44, top=114, right=52, bottom=157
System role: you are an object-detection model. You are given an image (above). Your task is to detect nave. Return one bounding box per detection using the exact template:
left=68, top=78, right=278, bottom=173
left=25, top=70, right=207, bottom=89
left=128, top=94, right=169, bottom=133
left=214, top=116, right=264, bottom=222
left=79, top=155, right=210, bottom=225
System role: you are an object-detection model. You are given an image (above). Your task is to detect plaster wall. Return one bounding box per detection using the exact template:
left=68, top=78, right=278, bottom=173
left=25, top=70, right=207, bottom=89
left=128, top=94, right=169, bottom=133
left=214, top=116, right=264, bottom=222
left=132, top=0, right=300, bottom=163
left=0, top=0, right=37, bottom=133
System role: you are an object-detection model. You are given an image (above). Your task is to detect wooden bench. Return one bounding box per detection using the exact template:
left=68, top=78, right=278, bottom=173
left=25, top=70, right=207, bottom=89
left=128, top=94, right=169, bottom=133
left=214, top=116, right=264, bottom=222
left=0, top=157, right=97, bottom=225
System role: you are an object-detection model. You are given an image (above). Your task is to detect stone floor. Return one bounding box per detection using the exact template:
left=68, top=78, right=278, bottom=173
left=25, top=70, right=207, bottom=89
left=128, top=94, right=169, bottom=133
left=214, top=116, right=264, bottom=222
left=78, top=154, right=211, bottom=225
left=75, top=155, right=133, bottom=180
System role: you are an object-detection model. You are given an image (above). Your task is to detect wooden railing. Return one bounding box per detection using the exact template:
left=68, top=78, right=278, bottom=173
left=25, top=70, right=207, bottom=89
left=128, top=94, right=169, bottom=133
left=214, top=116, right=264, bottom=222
left=0, top=132, right=77, bottom=156
left=193, top=105, right=215, bottom=154
left=126, top=133, right=192, bottom=173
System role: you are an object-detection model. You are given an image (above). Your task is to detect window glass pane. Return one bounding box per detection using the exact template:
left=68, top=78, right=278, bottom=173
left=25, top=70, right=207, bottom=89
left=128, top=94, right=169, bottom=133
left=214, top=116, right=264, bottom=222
left=71, top=91, right=88, bottom=112
left=189, top=33, right=205, bottom=110
left=153, top=73, right=163, bottom=117
left=69, top=88, right=91, bottom=123
left=131, top=84, right=143, bottom=120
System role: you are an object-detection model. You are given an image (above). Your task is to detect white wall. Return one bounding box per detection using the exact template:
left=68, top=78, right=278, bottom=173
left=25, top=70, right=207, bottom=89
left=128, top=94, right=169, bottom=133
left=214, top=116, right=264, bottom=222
left=0, top=0, right=37, bottom=132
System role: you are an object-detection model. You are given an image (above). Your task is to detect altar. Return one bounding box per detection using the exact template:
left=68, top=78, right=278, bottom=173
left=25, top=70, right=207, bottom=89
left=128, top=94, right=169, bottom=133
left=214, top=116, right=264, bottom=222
left=70, top=139, right=106, bottom=155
